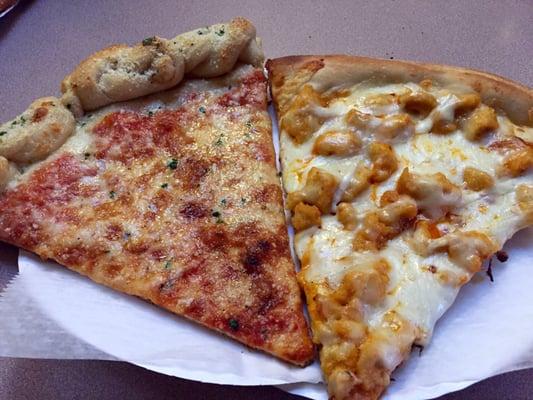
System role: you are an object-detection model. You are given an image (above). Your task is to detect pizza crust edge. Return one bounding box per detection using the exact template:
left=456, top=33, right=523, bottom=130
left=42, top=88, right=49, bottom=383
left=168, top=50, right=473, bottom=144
left=267, top=55, right=532, bottom=127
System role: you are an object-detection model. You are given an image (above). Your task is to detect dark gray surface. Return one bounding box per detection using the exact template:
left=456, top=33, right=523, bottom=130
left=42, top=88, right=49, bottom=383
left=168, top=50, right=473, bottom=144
left=0, top=357, right=532, bottom=400
left=1, top=0, right=532, bottom=399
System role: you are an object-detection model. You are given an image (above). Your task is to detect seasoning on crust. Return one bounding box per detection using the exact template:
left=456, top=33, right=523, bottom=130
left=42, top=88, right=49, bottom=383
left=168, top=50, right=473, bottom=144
left=60, top=17, right=263, bottom=115
left=268, top=55, right=533, bottom=398
left=0, top=20, right=313, bottom=367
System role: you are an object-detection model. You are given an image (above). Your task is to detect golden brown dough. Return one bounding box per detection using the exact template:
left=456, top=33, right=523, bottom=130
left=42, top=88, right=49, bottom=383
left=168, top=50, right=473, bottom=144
left=0, top=157, right=16, bottom=190
left=0, top=97, right=75, bottom=163
left=61, top=17, right=263, bottom=113
left=0, top=18, right=265, bottom=189
left=268, top=55, right=533, bottom=127
left=61, top=38, right=185, bottom=112
left=172, top=17, right=262, bottom=77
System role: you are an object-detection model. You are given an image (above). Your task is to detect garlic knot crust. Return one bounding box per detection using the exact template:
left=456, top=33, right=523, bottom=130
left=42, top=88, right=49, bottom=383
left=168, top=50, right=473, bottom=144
left=268, top=55, right=533, bottom=398
left=61, top=17, right=263, bottom=115
left=0, top=20, right=314, bottom=366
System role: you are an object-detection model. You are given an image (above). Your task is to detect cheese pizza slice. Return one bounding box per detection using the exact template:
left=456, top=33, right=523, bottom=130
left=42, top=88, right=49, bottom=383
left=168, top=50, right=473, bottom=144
left=0, top=19, right=314, bottom=366
left=268, top=55, right=533, bottom=397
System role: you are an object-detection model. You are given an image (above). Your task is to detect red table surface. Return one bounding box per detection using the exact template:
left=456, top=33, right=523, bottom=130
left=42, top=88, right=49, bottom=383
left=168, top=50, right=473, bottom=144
left=0, top=1, right=532, bottom=399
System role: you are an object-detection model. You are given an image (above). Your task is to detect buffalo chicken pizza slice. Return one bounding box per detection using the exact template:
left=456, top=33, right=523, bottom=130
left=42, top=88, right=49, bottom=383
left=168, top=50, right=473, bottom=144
left=268, top=55, right=533, bottom=397
left=0, top=19, right=314, bottom=366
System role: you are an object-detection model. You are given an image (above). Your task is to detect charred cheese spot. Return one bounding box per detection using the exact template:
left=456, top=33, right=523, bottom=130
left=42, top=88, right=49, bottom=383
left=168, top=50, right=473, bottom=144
left=243, top=240, right=273, bottom=274
left=180, top=201, right=208, bottom=219
left=252, top=184, right=282, bottom=204
left=199, top=225, right=228, bottom=251
left=177, top=157, right=212, bottom=190
left=105, top=223, right=124, bottom=240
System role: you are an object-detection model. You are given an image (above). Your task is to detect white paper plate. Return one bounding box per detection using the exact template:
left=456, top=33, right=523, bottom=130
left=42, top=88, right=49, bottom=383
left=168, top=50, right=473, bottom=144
left=10, top=106, right=533, bottom=398
left=18, top=251, right=322, bottom=386
left=18, top=226, right=533, bottom=399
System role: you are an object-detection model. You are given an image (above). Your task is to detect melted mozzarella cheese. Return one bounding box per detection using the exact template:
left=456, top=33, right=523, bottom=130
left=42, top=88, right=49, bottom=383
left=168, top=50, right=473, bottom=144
left=282, top=78, right=533, bottom=352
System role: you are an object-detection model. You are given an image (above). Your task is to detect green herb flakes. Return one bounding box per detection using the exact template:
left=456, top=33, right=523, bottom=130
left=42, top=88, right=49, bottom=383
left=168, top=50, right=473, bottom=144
left=83, top=152, right=91, bottom=160
left=167, top=158, right=178, bottom=170
left=215, top=28, right=225, bottom=37
left=199, top=106, right=206, bottom=114
left=211, top=210, right=224, bottom=224
left=161, top=183, right=168, bottom=188
left=164, top=260, right=172, bottom=269
left=109, top=190, right=116, bottom=199
left=228, top=318, right=239, bottom=331
left=142, top=37, right=156, bottom=46
left=220, top=198, right=227, bottom=206
left=0, top=131, right=6, bottom=136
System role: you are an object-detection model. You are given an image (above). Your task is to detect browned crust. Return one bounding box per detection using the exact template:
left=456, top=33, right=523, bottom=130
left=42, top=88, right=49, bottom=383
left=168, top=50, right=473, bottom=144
left=0, top=18, right=265, bottom=186
left=267, top=55, right=533, bottom=126
left=61, top=17, right=264, bottom=114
